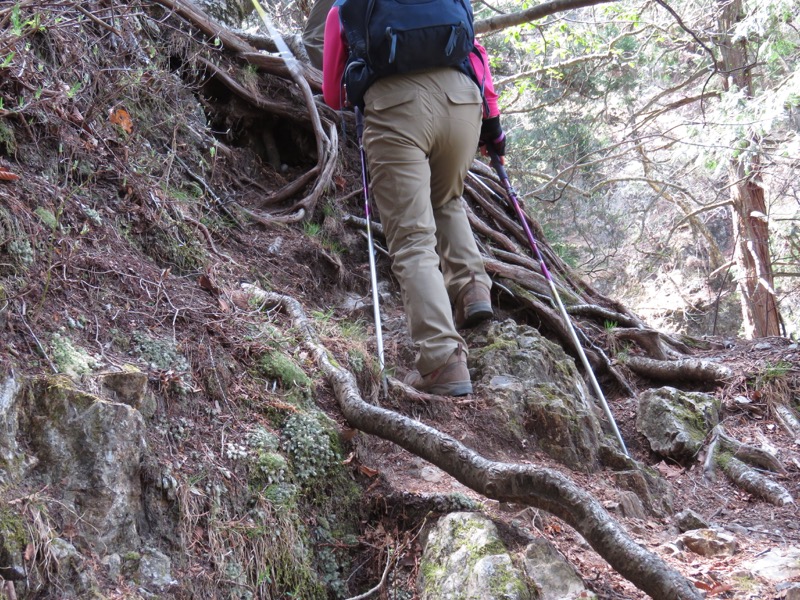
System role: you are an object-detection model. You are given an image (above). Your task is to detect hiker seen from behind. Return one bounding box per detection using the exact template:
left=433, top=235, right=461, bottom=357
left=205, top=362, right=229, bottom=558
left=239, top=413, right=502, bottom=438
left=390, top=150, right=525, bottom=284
left=322, top=0, right=507, bottom=397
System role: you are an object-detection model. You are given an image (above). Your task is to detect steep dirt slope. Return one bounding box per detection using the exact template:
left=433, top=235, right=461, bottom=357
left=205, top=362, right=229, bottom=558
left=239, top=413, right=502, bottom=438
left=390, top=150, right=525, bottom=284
left=0, top=2, right=799, bottom=599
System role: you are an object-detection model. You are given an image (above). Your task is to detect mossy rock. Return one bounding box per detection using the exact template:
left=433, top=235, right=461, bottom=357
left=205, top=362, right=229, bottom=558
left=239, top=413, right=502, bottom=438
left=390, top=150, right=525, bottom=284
left=470, top=320, right=604, bottom=471
left=636, top=386, right=720, bottom=462
left=419, top=512, right=531, bottom=600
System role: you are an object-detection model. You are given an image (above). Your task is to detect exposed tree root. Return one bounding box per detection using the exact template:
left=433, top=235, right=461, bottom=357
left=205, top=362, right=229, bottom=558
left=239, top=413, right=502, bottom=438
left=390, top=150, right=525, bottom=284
left=155, top=0, right=338, bottom=222
left=704, top=426, right=793, bottom=506
left=772, top=402, right=800, bottom=439
left=245, top=285, right=703, bottom=600
left=152, top=0, right=321, bottom=90
left=716, top=426, right=786, bottom=474
left=624, top=355, right=733, bottom=384
left=720, top=457, right=794, bottom=507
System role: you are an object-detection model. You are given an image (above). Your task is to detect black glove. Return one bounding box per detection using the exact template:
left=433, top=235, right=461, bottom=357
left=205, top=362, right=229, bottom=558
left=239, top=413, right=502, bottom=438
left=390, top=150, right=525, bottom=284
left=479, top=116, right=506, bottom=157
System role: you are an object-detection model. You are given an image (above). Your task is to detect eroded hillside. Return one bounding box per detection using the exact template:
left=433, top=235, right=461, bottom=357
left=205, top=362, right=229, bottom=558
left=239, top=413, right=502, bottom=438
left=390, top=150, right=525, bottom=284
left=1, top=2, right=799, bottom=599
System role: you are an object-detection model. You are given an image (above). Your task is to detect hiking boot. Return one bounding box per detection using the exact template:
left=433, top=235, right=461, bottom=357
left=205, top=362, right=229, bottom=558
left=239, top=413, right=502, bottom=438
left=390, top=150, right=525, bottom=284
left=403, top=345, right=472, bottom=396
left=454, top=275, right=493, bottom=329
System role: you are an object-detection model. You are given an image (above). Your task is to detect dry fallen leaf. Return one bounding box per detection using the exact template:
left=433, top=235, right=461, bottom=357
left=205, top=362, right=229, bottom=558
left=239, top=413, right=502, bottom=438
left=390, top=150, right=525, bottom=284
left=198, top=274, right=219, bottom=294
left=0, top=168, right=20, bottom=181
left=109, top=106, right=133, bottom=133
left=358, top=465, right=379, bottom=477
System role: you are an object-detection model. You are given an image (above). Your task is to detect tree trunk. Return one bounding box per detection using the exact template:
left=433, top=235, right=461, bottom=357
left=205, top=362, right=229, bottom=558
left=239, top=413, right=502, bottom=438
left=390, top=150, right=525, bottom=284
left=717, top=0, right=782, bottom=338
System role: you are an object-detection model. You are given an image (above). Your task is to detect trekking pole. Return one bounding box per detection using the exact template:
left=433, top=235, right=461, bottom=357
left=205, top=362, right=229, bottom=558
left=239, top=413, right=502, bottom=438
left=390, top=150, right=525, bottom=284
left=356, top=107, right=389, bottom=398
left=487, top=150, right=629, bottom=456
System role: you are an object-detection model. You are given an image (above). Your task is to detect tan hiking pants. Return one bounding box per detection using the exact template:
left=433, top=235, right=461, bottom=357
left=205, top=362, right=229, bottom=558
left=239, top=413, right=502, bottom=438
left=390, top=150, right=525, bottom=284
left=363, top=68, right=492, bottom=374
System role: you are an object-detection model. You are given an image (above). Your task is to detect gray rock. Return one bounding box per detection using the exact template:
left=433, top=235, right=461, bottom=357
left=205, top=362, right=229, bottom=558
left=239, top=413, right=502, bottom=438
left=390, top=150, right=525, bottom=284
left=522, top=538, right=596, bottom=600
left=0, top=375, right=22, bottom=477
left=419, top=512, right=531, bottom=600
left=20, top=377, right=146, bottom=550
left=471, top=320, right=605, bottom=471
left=617, top=491, right=647, bottom=520
left=49, top=537, right=80, bottom=569
left=785, top=583, right=800, bottom=600
left=98, top=369, right=155, bottom=418
left=674, top=508, right=709, bottom=532
left=102, top=553, right=122, bottom=580
left=636, top=387, right=720, bottom=461
left=678, top=528, right=737, bottom=557
left=744, top=547, right=800, bottom=581
left=138, top=547, right=177, bottom=591
left=612, top=467, right=674, bottom=517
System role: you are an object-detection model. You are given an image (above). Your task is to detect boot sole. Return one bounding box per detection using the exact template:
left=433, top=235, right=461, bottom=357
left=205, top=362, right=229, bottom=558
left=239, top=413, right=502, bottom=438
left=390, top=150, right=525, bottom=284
left=427, top=380, right=473, bottom=396
left=457, top=302, right=493, bottom=329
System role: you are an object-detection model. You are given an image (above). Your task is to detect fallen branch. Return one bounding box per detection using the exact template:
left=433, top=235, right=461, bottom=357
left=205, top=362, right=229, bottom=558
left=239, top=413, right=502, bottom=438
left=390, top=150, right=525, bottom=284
left=771, top=402, right=800, bottom=439
left=245, top=285, right=702, bottom=600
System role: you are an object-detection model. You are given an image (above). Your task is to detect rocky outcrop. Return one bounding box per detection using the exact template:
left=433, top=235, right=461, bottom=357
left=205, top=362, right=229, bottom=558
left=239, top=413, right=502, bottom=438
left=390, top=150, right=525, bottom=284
left=19, top=376, right=147, bottom=551
left=418, top=512, right=530, bottom=600
left=470, top=320, right=606, bottom=471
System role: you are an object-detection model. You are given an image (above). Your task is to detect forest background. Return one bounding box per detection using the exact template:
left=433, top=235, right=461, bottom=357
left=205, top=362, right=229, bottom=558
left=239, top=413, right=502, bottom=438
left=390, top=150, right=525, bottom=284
left=473, top=0, right=800, bottom=341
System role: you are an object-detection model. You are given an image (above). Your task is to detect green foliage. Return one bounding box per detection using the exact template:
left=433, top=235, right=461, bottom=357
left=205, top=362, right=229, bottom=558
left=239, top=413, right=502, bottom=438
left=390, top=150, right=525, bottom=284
left=34, top=207, right=58, bottom=231
left=258, top=350, right=311, bottom=388
left=752, top=360, right=792, bottom=389
left=129, top=331, right=192, bottom=393
left=303, top=221, right=322, bottom=237
left=6, top=239, right=34, bottom=269
left=281, top=411, right=338, bottom=487
left=50, top=331, right=98, bottom=378
left=0, top=120, right=16, bottom=155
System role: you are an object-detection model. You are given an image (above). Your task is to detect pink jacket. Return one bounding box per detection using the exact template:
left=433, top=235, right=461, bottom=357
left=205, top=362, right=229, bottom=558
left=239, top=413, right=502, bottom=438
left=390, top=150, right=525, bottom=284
left=322, top=4, right=500, bottom=117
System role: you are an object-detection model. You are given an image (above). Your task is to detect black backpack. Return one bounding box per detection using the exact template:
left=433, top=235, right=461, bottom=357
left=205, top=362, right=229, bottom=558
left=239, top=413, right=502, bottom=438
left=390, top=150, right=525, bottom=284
left=337, top=0, right=477, bottom=108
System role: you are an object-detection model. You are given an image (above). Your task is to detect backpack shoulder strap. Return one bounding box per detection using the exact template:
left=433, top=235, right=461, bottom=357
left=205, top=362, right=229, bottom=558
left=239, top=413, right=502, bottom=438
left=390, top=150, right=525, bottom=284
left=461, top=46, right=489, bottom=116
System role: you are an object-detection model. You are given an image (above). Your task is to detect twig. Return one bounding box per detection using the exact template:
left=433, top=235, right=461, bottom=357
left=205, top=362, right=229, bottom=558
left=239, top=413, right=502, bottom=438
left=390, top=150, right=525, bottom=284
left=183, top=215, right=241, bottom=265
left=18, top=302, right=57, bottom=373
left=344, top=549, right=393, bottom=600
left=74, top=4, right=122, bottom=35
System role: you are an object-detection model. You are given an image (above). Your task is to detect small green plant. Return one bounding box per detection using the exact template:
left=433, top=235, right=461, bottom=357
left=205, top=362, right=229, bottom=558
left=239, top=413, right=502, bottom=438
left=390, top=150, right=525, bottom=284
left=0, top=120, right=15, bottom=155
left=50, top=331, right=98, bottom=378
left=347, top=349, right=365, bottom=373
left=281, top=411, right=338, bottom=487
left=338, top=319, right=367, bottom=341
left=130, top=331, right=192, bottom=393
left=34, top=207, right=58, bottom=231
left=311, top=308, right=335, bottom=323
left=762, top=360, right=791, bottom=380
left=752, top=360, right=792, bottom=389
left=303, top=221, right=322, bottom=237
left=258, top=350, right=311, bottom=388
left=604, top=320, right=618, bottom=332
left=7, top=239, right=34, bottom=268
